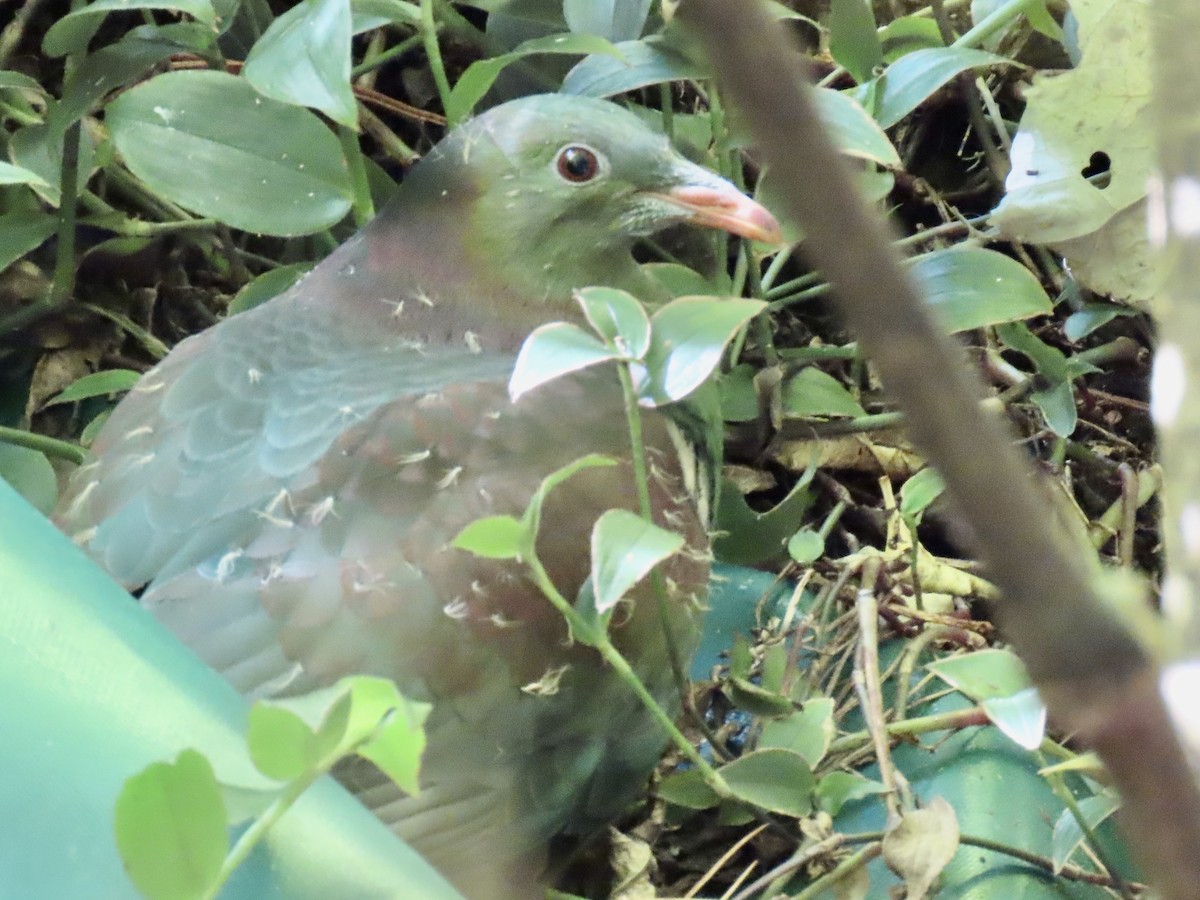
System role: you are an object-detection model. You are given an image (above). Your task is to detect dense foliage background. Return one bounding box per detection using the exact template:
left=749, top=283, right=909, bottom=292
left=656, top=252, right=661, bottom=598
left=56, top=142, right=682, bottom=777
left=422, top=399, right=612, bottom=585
left=0, top=0, right=1175, bottom=898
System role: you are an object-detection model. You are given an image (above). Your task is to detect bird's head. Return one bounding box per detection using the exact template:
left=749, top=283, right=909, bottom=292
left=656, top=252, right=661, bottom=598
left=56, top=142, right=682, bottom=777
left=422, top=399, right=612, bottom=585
left=402, top=94, right=781, bottom=302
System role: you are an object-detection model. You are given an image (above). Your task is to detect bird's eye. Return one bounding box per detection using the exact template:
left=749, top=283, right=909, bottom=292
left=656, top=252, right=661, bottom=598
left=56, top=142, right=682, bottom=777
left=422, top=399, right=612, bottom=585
left=555, top=145, right=600, bottom=183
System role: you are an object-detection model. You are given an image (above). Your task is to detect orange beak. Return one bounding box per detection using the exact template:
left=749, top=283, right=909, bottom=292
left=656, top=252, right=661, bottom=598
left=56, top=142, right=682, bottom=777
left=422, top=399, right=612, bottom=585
left=655, top=184, right=783, bottom=246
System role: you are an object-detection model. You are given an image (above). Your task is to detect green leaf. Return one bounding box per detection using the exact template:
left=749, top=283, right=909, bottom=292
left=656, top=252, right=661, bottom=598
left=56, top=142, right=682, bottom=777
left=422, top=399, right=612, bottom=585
left=878, top=16, right=945, bottom=62
left=0, top=70, right=44, bottom=92
left=106, top=70, right=352, bottom=236
left=899, top=467, right=944, bottom=521
left=45, top=369, right=141, bottom=406
left=243, top=0, right=356, bottom=127
left=351, top=0, right=421, bottom=31
left=759, top=698, right=835, bottom=767
left=50, top=37, right=180, bottom=136
left=247, top=705, right=319, bottom=781
left=812, top=87, right=900, bottom=167
left=8, top=121, right=96, bottom=205
left=446, top=33, right=622, bottom=123
left=635, top=297, right=766, bottom=406
left=114, top=749, right=227, bottom=900
left=871, top=47, right=1008, bottom=128
left=981, top=687, right=1046, bottom=750
left=713, top=476, right=815, bottom=566
left=575, top=286, right=651, bottom=358
left=563, top=0, right=650, bottom=41
left=562, top=36, right=705, bottom=97
left=642, top=262, right=716, bottom=299
left=816, top=770, right=887, bottom=816
left=1051, top=792, right=1118, bottom=872
left=590, top=509, right=684, bottom=613
left=342, top=677, right=430, bottom=797
left=0, top=209, right=57, bottom=271
left=719, top=748, right=815, bottom=817
left=228, top=263, right=313, bottom=315
left=829, top=0, right=881, bottom=83
left=1063, top=304, right=1133, bottom=343
left=657, top=768, right=720, bottom=810
left=0, top=444, right=57, bottom=514
left=913, top=247, right=1052, bottom=334
left=780, top=367, right=867, bottom=419
left=452, top=514, right=526, bottom=560
left=728, top=677, right=795, bottom=717
left=927, top=648, right=1032, bottom=701
left=0, top=161, right=48, bottom=187
left=509, top=321, right=617, bottom=401
left=785, top=529, right=824, bottom=564
left=44, top=0, right=217, bottom=56
left=1032, top=379, right=1077, bottom=438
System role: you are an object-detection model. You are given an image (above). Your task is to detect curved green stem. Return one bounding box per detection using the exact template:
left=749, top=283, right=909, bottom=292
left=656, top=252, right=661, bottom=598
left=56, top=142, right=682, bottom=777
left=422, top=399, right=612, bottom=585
left=0, top=426, right=85, bottom=464
left=420, top=0, right=454, bottom=122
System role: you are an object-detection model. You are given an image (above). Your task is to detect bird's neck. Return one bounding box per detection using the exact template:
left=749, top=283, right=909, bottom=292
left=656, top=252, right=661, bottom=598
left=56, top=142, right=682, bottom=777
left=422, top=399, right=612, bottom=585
left=300, top=182, right=660, bottom=357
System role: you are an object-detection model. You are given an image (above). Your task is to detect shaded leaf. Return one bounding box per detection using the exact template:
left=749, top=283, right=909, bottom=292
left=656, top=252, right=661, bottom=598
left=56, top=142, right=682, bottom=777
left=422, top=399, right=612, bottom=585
left=871, top=47, right=1008, bottom=128
left=657, top=768, right=719, bottom=810
left=563, top=0, right=650, bottom=41
left=759, top=699, right=835, bottom=766
left=780, top=367, right=867, bottom=418
left=44, top=0, right=216, bottom=57
left=927, top=648, right=1032, bottom=700
left=914, top=247, right=1052, bottom=334
left=0, top=444, right=57, bottom=514
left=106, top=70, right=352, bottom=236
left=45, top=369, right=141, bottom=406
left=713, top=475, right=815, bottom=565
left=447, top=33, right=621, bottom=123
left=562, top=36, right=704, bottom=97
left=816, top=771, right=887, bottom=816
left=228, top=263, right=313, bottom=315
left=719, top=748, right=815, bottom=817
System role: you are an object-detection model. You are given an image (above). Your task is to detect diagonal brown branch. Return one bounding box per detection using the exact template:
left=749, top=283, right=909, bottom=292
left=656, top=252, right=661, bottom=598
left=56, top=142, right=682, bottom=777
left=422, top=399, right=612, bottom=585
left=678, top=1, right=1200, bottom=895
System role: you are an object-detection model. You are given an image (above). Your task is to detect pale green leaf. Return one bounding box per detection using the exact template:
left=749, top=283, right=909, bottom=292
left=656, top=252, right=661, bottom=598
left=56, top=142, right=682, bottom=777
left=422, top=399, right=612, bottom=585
left=575, top=286, right=651, bottom=358
left=243, top=0, right=356, bottom=127
left=509, top=321, right=617, bottom=401
left=635, top=297, right=766, bottom=406
left=247, top=705, right=319, bottom=781
left=114, top=749, right=227, bottom=900
left=590, top=509, right=684, bottom=613
left=452, top=514, right=526, bottom=560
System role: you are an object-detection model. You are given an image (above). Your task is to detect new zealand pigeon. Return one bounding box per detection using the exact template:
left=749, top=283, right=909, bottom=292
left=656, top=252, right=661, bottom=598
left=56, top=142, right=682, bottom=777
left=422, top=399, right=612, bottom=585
left=55, top=94, right=780, bottom=898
